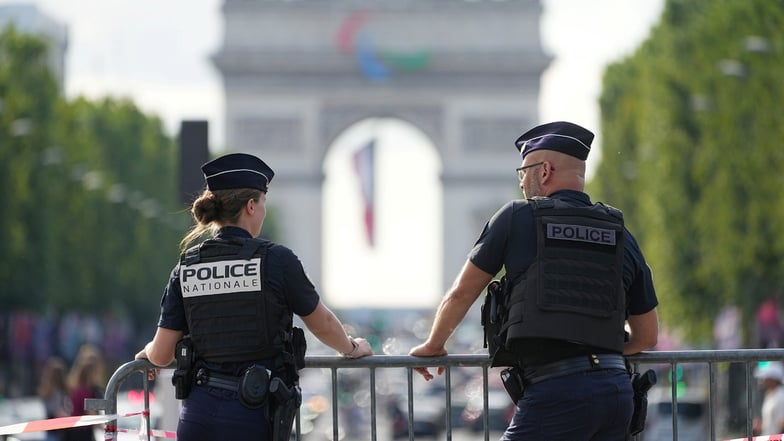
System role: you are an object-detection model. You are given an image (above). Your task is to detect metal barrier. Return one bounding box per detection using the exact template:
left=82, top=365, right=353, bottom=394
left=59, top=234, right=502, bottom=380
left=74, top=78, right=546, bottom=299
left=88, top=349, right=784, bottom=441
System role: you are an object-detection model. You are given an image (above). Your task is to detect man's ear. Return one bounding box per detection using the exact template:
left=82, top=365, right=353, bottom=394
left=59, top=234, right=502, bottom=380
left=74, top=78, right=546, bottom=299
left=541, top=162, right=551, bottom=180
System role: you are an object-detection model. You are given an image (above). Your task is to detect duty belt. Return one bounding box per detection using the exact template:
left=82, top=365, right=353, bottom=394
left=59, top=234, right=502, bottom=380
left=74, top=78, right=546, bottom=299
left=522, top=354, right=626, bottom=385
left=195, top=368, right=240, bottom=392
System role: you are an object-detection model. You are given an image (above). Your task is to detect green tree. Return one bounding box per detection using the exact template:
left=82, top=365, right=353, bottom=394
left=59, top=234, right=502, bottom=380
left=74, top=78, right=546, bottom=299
left=49, top=97, right=188, bottom=320
left=0, top=26, right=61, bottom=308
left=592, top=0, right=784, bottom=344
left=0, top=27, right=188, bottom=325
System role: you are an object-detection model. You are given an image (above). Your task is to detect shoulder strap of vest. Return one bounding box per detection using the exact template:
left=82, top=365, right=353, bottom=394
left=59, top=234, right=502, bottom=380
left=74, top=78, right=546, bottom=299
left=529, top=197, right=624, bottom=222
left=528, top=196, right=555, bottom=210
left=596, top=202, right=624, bottom=221
left=238, top=237, right=270, bottom=260
left=183, top=244, right=202, bottom=265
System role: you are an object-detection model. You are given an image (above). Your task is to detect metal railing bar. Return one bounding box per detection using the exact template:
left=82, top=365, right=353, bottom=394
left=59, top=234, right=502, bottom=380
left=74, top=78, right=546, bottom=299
left=709, top=361, right=717, bottom=441
left=331, top=367, right=339, bottom=441
left=745, top=361, right=754, bottom=441
left=93, top=350, right=784, bottom=441
left=143, top=371, right=151, bottom=441
left=483, top=364, right=490, bottom=441
left=629, top=349, right=784, bottom=363
left=445, top=365, right=453, bottom=441
left=407, top=367, right=414, bottom=441
left=305, top=354, right=492, bottom=368
left=671, top=362, right=679, bottom=441
left=295, top=401, right=302, bottom=440
left=370, top=366, right=377, bottom=441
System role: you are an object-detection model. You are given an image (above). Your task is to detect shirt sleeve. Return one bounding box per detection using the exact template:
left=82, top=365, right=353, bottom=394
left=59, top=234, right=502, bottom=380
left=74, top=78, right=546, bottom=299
left=623, top=231, right=659, bottom=315
left=266, top=245, right=320, bottom=316
left=469, top=201, right=515, bottom=276
left=157, top=264, right=189, bottom=332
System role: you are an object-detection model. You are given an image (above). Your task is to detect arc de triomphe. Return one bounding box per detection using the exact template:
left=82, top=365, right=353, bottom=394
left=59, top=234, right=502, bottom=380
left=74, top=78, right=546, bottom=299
left=212, top=0, right=550, bottom=301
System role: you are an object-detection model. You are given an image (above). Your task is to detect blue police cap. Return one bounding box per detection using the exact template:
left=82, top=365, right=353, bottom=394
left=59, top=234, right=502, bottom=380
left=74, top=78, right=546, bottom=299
left=201, top=153, right=274, bottom=192
left=515, top=121, right=594, bottom=160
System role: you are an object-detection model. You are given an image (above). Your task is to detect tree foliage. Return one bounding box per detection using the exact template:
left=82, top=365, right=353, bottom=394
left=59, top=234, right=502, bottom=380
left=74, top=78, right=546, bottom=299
left=591, top=0, right=784, bottom=345
left=0, top=27, right=190, bottom=325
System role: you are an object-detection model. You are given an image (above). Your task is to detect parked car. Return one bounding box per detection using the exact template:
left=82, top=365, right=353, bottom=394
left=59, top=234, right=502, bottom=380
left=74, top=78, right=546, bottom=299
left=641, top=386, right=709, bottom=441
left=389, top=384, right=447, bottom=439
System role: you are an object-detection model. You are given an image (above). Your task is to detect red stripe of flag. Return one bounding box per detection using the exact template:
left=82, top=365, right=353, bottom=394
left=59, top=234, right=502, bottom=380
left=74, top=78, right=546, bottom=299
left=353, top=139, right=376, bottom=246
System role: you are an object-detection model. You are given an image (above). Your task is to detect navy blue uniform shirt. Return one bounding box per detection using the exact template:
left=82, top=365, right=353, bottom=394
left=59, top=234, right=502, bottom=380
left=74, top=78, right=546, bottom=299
left=469, top=190, right=658, bottom=363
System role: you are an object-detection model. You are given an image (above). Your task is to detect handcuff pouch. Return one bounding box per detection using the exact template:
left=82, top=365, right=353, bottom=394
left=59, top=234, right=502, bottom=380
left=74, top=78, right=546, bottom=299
left=238, top=365, right=270, bottom=409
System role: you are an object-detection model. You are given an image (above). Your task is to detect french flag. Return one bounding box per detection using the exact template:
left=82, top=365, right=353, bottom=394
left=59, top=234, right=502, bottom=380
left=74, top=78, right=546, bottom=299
left=353, top=139, right=376, bottom=246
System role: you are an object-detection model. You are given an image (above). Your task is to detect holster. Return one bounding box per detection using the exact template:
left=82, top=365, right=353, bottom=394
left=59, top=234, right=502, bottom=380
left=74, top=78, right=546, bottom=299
left=482, top=277, right=519, bottom=367
left=269, top=377, right=302, bottom=441
left=172, top=337, right=196, bottom=400
left=629, top=369, right=656, bottom=436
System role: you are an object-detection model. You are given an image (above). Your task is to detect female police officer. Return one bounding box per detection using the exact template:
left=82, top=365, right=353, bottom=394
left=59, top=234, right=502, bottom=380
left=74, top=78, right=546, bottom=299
left=135, top=152, right=373, bottom=441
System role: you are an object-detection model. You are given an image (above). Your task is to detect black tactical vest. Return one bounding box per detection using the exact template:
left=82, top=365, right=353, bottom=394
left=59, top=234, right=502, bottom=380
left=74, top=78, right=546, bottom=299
left=179, top=237, right=292, bottom=363
left=487, top=197, right=626, bottom=366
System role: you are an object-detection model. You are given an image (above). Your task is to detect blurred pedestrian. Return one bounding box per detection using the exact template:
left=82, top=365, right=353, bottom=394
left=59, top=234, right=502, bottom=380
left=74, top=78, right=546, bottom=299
left=135, top=153, right=373, bottom=441
left=37, top=356, right=70, bottom=441
left=410, top=121, right=659, bottom=440
left=757, top=298, right=783, bottom=349
left=753, top=362, right=784, bottom=436
left=64, top=344, right=105, bottom=441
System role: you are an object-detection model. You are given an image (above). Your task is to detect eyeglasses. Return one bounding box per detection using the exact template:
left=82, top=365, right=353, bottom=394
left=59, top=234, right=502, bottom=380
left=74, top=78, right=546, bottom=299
left=516, top=161, right=544, bottom=181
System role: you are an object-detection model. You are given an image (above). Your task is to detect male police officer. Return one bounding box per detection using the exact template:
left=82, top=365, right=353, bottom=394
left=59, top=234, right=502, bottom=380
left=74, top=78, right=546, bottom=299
left=410, top=121, right=658, bottom=440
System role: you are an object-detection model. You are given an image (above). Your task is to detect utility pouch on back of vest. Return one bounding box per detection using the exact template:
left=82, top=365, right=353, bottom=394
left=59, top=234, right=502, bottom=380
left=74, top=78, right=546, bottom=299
left=292, top=327, right=307, bottom=371
left=172, top=337, right=196, bottom=400
left=482, top=278, right=505, bottom=351
left=482, top=277, right=517, bottom=367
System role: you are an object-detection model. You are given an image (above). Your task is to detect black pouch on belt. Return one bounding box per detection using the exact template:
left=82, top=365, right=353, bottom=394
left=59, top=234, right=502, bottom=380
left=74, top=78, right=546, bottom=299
left=239, top=365, right=270, bottom=409
left=500, top=366, right=524, bottom=404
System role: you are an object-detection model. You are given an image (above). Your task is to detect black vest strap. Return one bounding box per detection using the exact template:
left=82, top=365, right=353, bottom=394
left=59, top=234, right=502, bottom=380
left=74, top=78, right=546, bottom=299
left=238, top=238, right=268, bottom=260
left=528, top=196, right=555, bottom=210
left=183, top=244, right=202, bottom=265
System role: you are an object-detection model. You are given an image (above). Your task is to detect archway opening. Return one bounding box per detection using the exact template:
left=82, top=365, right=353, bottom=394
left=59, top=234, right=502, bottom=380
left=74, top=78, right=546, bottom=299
left=322, top=118, right=442, bottom=309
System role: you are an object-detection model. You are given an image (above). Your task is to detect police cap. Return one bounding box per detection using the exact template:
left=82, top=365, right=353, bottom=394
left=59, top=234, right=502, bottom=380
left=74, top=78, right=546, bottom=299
left=201, top=153, right=274, bottom=192
left=515, top=121, right=594, bottom=160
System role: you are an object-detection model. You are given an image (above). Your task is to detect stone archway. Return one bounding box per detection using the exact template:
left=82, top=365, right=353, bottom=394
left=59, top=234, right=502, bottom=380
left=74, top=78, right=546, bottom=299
left=212, top=0, right=550, bottom=298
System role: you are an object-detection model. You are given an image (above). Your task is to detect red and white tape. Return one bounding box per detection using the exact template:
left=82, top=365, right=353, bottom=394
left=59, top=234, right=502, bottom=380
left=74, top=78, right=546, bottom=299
left=0, top=410, right=174, bottom=438
left=0, top=414, right=119, bottom=435
left=116, top=428, right=177, bottom=438
left=726, top=435, right=784, bottom=441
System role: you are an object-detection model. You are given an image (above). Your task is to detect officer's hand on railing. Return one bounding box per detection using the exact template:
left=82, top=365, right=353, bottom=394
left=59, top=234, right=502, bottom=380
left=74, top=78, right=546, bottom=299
left=409, top=343, right=447, bottom=381
left=134, top=350, right=160, bottom=381
left=339, top=337, right=374, bottom=359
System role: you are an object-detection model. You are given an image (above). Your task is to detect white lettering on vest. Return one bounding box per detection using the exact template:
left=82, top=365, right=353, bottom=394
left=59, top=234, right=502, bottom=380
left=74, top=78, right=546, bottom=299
left=180, top=258, right=261, bottom=297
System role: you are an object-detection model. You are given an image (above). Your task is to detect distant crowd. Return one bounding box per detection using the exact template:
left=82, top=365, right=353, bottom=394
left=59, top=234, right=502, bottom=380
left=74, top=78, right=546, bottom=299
left=0, top=310, right=145, bottom=398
